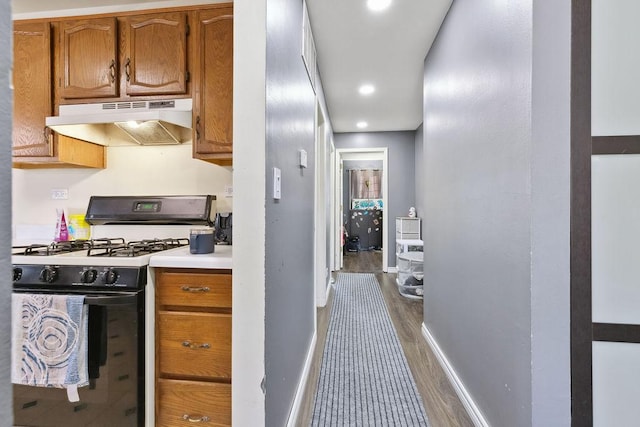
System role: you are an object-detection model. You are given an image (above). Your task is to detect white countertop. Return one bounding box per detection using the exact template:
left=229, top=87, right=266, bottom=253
left=148, top=244, right=232, bottom=269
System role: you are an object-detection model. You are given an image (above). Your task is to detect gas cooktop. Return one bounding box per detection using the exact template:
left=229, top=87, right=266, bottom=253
left=13, top=237, right=189, bottom=256
left=12, top=237, right=190, bottom=268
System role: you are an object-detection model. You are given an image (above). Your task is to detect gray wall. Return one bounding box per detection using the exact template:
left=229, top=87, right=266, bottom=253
left=265, top=0, right=317, bottom=424
left=422, top=0, right=571, bottom=425
left=335, top=131, right=416, bottom=268
left=423, top=1, right=533, bottom=426
left=1, top=0, right=11, bottom=423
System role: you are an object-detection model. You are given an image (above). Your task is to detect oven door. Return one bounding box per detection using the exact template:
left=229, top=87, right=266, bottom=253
left=12, top=290, right=144, bottom=427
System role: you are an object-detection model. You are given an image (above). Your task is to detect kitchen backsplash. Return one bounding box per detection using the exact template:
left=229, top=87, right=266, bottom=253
left=12, top=144, right=232, bottom=237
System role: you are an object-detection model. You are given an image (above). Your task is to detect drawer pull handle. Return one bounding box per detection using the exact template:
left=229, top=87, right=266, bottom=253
left=182, top=414, right=210, bottom=423
left=182, top=341, right=211, bottom=350
left=181, top=286, right=210, bottom=293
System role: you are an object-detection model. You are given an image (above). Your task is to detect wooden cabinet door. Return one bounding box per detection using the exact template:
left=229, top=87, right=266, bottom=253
left=125, top=12, right=188, bottom=96
left=12, top=22, right=53, bottom=157
left=157, top=379, right=231, bottom=427
left=158, top=311, right=231, bottom=380
left=156, top=270, right=232, bottom=310
left=193, top=7, right=233, bottom=164
left=59, top=17, right=118, bottom=99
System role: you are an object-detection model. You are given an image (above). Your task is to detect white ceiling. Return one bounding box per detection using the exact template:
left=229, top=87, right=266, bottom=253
left=12, top=0, right=452, bottom=133
left=306, top=0, right=452, bottom=133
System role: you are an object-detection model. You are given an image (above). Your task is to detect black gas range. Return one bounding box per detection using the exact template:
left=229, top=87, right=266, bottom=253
left=11, top=195, right=215, bottom=427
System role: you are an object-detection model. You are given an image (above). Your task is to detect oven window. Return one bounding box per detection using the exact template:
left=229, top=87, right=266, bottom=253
left=13, top=299, right=144, bottom=427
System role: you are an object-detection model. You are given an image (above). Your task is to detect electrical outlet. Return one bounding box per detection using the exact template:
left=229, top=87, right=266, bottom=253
left=51, top=189, right=68, bottom=200
left=224, top=185, right=233, bottom=197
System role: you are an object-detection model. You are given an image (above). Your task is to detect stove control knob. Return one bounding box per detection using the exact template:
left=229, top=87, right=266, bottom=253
left=13, top=268, right=22, bottom=282
left=81, top=269, right=98, bottom=284
left=103, top=269, right=119, bottom=285
left=39, top=266, right=58, bottom=283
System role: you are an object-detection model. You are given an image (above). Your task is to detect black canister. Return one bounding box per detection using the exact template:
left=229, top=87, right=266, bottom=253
left=189, top=228, right=215, bottom=254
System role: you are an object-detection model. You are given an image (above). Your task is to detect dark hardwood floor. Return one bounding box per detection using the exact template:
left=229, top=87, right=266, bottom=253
left=297, top=250, right=473, bottom=427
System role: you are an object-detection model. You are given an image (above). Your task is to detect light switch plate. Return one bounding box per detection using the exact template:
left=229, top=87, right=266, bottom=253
left=273, top=167, right=281, bottom=199
left=299, top=149, right=308, bottom=168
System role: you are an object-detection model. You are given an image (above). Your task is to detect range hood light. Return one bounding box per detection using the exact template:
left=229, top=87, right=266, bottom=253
left=126, top=120, right=142, bottom=129
left=115, top=120, right=183, bottom=145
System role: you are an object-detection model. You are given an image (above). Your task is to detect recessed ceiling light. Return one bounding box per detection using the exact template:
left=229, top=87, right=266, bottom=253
left=367, top=0, right=392, bottom=12
left=356, top=121, right=368, bottom=129
left=359, top=84, right=375, bottom=95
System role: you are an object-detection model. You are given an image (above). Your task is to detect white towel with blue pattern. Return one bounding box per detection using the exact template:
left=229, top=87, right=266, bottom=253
left=11, top=293, right=89, bottom=402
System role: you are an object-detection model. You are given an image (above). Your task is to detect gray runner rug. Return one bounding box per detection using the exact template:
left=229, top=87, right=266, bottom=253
left=311, top=272, right=430, bottom=426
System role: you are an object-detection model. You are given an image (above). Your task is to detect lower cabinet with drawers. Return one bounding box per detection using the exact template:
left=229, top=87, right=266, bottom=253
left=155, top=268, right=232, bottom=427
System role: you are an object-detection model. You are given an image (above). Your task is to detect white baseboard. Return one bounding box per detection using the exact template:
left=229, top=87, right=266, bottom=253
left=387, top=266, right=398, bottom=273
left=421, top=323, right=489, bottom=427
left=316, top=278, right=333, bottom=308
left=286, top=331, right=317, bottom=427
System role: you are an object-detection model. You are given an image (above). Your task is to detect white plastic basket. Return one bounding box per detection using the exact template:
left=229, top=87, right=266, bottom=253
left=397, top=252, right=424, bottom=299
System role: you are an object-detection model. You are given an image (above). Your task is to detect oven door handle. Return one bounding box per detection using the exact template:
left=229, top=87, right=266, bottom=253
left=84, top=293, right=139, bottom=306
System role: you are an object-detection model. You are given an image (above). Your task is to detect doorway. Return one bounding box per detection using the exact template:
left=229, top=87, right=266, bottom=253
left=333, top=148, right=389, bottom=274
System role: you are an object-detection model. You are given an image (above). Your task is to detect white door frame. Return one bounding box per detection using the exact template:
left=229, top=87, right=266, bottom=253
left=329, top=141, right=336, bottom=273
left=314, top=102, right=330, bottom=307
left=335, top=147, right=389, bottom=273
left=334, top=149, right=343, bottom=270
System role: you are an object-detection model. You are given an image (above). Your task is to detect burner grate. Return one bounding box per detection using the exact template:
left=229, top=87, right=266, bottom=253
left=87, top=237, right=189, bottom=257
left=17, top=240, right=92, bottom=256
left=14, top=237, right=189, bottom=258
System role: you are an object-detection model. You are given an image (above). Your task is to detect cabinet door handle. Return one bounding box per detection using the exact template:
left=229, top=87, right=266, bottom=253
left=182, top=341, right=211, bottom=350
left=43, top=126, right=52, bottom=143
left=109, top=59, right=116, bottom=83
left=182, top=414, right=210, bottom=423
left=195, top=115, right=201, bottom=141
left=181, top=286, right=210, bottom=293
left=125, top=58, right=131, bottom=82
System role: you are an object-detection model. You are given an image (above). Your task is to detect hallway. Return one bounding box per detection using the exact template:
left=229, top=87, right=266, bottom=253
left=298, top=251, right=474, bottom=426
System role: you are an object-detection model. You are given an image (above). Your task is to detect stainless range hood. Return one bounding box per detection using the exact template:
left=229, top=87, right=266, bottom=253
left=45, top=99, right=193, bottom=146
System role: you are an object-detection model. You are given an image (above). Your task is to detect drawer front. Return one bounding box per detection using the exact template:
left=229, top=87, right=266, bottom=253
left=157, top=271, right=232, bottom=309
left=157, top=379, right=231, bottom=427
left=396, top=231, right=420, bottom=240
left=158, top=312, right=231, bottom=379
left=396, top=218, right=420, bottom=233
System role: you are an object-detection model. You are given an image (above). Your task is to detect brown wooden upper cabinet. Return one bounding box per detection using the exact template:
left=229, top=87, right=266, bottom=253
left=59, top=12, right=189, bottom=101
left=13, top=21, right=54, bottom=157
left=124, top=12, right=188, bottom=96
left=11, top=21, right=105, bottom=168
left=59, top=17, right=119, bottom=99
left=12, top=21, right=105, bottom=169
left=193, top=6, right=233, bottom=166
